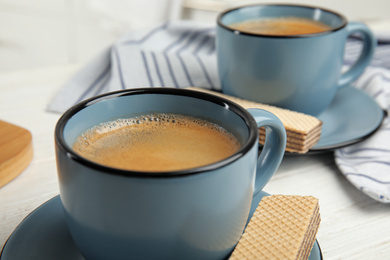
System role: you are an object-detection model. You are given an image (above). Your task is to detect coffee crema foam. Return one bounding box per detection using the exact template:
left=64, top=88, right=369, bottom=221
left=229, top=17, right=331, bottom=36
left=72, top=113, right=241, bottom=172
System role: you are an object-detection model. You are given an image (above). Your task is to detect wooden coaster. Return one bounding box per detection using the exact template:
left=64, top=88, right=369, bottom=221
left=0, top=120, right=33, bottom=187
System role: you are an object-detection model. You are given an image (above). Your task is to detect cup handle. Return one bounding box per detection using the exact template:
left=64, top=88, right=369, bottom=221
left=338, top=22, right=376, bottom=88
left=247, top=109, right=287, bottom=196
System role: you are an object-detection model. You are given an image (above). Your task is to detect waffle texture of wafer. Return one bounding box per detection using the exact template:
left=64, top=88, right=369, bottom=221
left=187, top=88, right=322, bottom=153
left=230, top=195, right=320, bottom=260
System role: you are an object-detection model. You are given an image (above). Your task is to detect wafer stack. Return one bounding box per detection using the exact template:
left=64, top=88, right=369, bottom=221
left=230, top=195, right=320, bottom=260
left=187, top=88, right=322, bottom=153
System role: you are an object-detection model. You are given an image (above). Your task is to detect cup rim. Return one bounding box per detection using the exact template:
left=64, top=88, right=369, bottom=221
left=217, top=3, right=348, bottom=38
left=55, top=88, right=259, bottom=178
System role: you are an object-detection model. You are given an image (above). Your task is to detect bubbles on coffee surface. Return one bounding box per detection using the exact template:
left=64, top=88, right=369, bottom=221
left=73, top=113, right=241, bottom=172
left=81, top=113, right=229, bottom=136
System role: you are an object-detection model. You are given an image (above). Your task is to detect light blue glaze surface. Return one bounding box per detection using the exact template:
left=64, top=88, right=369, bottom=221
left=217, top=4, right=376, bottom=116
left=313, top=86, right=384, bottom=150
left=55, top=89, right=286, bottom=260
left=0, top=194, right=323, bottom=260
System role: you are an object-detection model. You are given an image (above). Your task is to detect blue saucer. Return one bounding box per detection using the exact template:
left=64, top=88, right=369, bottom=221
left=311, top=85, right=384, bottom=151
left=1, top=192, right=322, bottom=260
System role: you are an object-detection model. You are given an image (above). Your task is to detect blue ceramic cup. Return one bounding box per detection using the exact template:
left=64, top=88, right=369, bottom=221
left=55, top=88, right=286, bottom=260
left=217, top=4, right=376, bottom=116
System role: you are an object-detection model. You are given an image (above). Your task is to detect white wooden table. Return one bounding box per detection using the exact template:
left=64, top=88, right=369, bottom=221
left=0, top=64, right=389, bottom=259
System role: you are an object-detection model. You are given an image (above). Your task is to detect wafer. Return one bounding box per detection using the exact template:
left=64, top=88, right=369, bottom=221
left=187, top=88, right=322, bottom=153
left=230, top=195, right=320, bottom=260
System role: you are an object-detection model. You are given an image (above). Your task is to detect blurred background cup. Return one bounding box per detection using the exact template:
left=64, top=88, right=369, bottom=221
left=216, top=3, right=376, bottom=116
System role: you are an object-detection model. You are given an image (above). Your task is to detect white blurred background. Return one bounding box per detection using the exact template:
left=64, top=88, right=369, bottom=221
left=0, top=0, right=389, bottom=72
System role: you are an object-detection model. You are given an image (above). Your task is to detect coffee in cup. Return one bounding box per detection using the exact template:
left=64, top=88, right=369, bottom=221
left=55, top=88, right=286, bottom=259
left=217, top=4, right=376, bottom=116
left=55, top=88, right=286, bottom=260
left=72, top=113, right=241, bottom=172
left=229, top=17, right=331, bottom=36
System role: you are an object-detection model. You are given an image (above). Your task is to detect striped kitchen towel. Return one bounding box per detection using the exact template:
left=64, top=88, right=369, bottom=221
left=47, top=20, right=390, bottom=203
left=47, top=21, right=218, bottom=113
left=48, top=21, right=390, bottom=113
left=345, top=35, right=390, bottom=68
left=47, top=20, right=390, bottom=113
left=335, top=67, right=390, bottom=203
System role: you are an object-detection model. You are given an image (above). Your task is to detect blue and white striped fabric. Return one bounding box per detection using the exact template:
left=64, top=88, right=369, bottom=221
left=335, top=67, right=390, bottom=203
left=47, top=21, right=219, bottom=113
left=48, top=21, right=390, bottom=203
left=345, top=36, right=390, bottom=69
